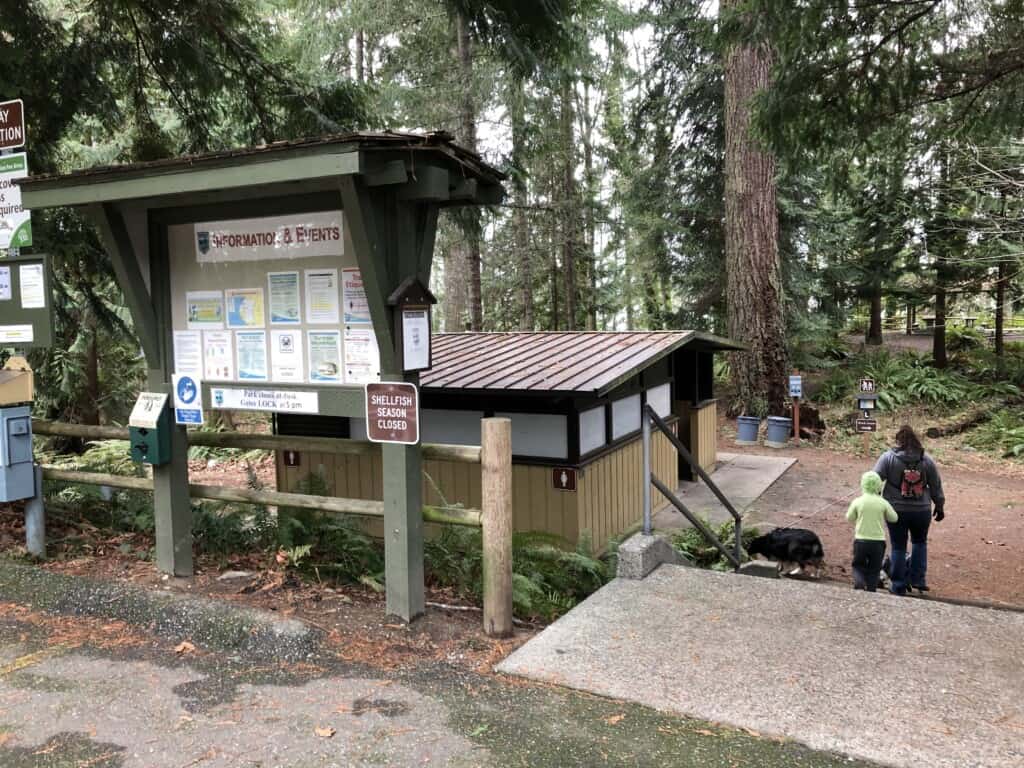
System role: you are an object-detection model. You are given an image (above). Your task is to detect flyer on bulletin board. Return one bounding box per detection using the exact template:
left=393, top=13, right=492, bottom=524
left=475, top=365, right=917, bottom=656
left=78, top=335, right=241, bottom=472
left=343, top=326, right=380, bottom=384
left=270, top=329, right=304, bottom=382
left=172, top=330, right=203, bottom=377
left=304, top=269, right=340, bottom=324
left=186, top=290, right=225, bottom=330
left=308, top=330, right=342, bottom=383
left=235, top=330, right=268, bottom=380
left=342, top=268, right=371, bottom=324
left=203, top=330, right=234, bottom=381
left=225, top=287, right=265, bottom=328
left=267, top=271, right=301, bottom=324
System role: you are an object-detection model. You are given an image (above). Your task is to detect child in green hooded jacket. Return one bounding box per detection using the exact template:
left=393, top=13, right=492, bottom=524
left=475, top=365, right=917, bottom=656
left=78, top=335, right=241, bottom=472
left=846, top=471, right=898, bottom=592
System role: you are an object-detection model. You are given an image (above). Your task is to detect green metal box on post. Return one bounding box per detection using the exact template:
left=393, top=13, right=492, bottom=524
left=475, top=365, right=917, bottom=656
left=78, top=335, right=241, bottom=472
left=128, top=392, right=172, bottom=466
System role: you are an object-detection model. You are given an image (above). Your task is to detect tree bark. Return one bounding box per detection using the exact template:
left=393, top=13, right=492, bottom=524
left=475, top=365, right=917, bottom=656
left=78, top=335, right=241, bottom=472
left=560, top=76, right=577, bottom=331
left=355, top=29, right=365, bottom=82
left=866, top=282, right=883, bottom=345
left=933, top=265, right=948, bottom=369
left=82, top=324, right=100, bottom=426
left=995, top=257, right=1007, bottom=362
left=510, top=77, right=533, bottom=330
left=455, top=12, right=482, bottom=331
left=722, top=1, right=788, bottom=415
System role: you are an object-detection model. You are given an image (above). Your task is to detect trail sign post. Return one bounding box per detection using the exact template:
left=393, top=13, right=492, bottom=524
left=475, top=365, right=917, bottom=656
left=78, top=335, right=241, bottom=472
left=789, top=372, right=802, bottom=445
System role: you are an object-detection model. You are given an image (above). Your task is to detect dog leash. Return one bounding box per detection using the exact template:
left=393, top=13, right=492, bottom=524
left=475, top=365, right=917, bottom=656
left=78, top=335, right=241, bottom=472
left=770, top=489, right=857, bottom=532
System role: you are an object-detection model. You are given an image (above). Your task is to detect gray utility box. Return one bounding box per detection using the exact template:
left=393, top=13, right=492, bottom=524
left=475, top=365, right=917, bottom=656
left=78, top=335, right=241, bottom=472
left=0, top=405, right=34, bottom=502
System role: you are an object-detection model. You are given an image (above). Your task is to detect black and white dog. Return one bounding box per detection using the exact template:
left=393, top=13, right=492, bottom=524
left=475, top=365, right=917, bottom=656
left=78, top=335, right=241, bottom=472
left=746, top=528, right=825, bottom=578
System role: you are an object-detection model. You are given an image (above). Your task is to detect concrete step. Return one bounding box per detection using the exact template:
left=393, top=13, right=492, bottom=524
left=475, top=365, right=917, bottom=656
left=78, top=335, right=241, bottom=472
left=498, top=564, right=1024, bottom=768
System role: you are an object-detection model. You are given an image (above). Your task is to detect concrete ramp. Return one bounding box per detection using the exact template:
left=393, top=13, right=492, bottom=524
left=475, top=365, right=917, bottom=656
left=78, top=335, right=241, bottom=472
left=498, top=566, right=1024, bottom=768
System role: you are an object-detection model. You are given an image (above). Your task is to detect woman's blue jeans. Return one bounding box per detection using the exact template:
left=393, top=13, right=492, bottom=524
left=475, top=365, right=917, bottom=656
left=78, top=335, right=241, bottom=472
left=887, top=508, right=931, bottom=593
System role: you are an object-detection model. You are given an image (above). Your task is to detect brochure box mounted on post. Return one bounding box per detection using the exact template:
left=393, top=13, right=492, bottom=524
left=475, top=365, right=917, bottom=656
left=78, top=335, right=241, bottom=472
left=128, top=392, right=171, bottom=466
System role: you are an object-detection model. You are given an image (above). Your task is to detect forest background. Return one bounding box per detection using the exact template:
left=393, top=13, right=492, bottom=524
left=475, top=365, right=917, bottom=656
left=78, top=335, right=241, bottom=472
left=4, top=0, right=1024, bottom=425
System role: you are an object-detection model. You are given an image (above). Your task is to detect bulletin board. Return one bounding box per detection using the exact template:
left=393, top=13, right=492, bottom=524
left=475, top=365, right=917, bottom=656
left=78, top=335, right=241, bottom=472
left=167, top=211, right=382, bottom=402
left=0, top=250, right=53, bottom=349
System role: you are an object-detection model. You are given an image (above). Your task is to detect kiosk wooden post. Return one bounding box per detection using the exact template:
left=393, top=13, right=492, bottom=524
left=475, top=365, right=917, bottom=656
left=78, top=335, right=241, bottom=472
left=482, top=417, right=513, bottom=638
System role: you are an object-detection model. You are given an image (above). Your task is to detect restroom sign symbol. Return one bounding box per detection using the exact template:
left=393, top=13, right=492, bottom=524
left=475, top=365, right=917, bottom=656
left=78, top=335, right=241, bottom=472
left=552, top=467, right=577, bottom=492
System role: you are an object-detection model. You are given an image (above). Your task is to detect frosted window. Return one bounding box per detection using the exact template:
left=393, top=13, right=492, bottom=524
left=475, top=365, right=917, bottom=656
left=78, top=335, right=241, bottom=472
left=420, top=410, right=484, bottom=446
left=579, top=406, right=606, bottom=455
left=496, top=412, right=568, bottom=459
left=647, top=382, right=672, bottom=418
left=611, top=394, right=641, bottom=440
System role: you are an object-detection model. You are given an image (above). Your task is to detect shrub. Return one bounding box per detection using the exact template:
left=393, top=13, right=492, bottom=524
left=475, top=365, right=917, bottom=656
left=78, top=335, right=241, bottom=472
left=671, top=519, right=760, bottom=571
left=966, top=411, right=1024, bottom=457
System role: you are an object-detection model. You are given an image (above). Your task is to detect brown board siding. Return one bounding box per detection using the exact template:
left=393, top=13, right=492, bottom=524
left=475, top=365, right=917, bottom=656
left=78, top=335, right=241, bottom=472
left=691, top=400, right=718, bottom=470
left=575, top=426, right=677, bottom=549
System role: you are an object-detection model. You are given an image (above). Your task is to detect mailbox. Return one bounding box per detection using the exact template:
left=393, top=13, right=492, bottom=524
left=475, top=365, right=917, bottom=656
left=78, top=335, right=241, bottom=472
left=128, top=392, right=172, bottom=466
left=0, top=357, right=36, bottom=502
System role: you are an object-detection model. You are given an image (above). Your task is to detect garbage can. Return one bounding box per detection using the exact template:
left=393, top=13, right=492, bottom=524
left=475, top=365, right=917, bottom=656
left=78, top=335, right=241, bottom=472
left=735, top=416, right=761, bottom=445
left=764, top=416, right=792, bottom=448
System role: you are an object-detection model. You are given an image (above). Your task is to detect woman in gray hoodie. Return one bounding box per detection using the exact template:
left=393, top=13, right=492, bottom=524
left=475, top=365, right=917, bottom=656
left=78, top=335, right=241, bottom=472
left=874, top=425, right=945, bottom=595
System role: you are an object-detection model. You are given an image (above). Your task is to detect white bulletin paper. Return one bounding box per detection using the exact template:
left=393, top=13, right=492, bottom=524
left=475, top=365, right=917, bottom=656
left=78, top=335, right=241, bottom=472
left=268, top=271, right=301, bottom=324
left=0, top=267, right=11, bottom=301
left=308, top=330, right=342, bottom=383
left=343, top=326, right=380, bottom=384
left=203, top=330, right=234, bottom=381
left=236, top=330, right=269, bottom=380
left=304, top=269, right=340, bottom=324
left=342, top=268, right=371, bottom=324
left=19, top=263, right=44, bottom=309
left=270, top=330, right=304, bottom=383
left=402, top=309, right=430, bottom=371
left=172, top=331, right=203, bottom=377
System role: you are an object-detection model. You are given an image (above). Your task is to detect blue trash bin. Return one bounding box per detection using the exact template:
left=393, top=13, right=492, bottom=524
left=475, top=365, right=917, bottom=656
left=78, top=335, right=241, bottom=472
left=735, top=416, right=761, bottom=445
left=765, top=416, right=792, bottom=448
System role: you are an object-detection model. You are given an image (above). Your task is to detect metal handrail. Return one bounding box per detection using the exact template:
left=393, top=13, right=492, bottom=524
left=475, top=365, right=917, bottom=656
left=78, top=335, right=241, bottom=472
left=642, top=404, right=742, bottom=570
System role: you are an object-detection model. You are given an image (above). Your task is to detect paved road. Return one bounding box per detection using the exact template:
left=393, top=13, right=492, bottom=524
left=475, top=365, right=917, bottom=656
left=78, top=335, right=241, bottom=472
left=0, top=600, right=878, bottom=767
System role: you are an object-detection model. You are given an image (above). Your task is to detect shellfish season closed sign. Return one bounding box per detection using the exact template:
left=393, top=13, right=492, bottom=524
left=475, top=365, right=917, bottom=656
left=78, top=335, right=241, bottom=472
left=365, top=382, right=419, bottom=445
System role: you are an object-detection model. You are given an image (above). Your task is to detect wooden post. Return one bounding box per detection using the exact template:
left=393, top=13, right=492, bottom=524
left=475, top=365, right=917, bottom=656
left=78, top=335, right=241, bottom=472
left=482, top=417, right=513, bottom=638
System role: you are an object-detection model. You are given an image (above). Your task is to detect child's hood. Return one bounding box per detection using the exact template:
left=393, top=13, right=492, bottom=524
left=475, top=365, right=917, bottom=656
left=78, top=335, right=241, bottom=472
left=861, top=470, right=884, bottom=495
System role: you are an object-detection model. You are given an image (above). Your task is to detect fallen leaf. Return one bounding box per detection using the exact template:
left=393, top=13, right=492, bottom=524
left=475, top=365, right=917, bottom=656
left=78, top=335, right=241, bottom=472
left=174, top=641, right=196, bottom=655
left=694, top=729, right=716, bottom=736
left=604, top=714, right=625, bottom=726
left=0, top=732, right=12, bottom=745
left=314, top=726, right=335, bottom=739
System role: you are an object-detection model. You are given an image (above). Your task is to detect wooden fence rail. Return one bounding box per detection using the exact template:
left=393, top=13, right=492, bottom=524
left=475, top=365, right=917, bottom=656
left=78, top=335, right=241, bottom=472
left=32, top=420, right=482, bottom=464
left=39, top=466, right=483, bottom=527
left=32, top=418, right=512, bottom=635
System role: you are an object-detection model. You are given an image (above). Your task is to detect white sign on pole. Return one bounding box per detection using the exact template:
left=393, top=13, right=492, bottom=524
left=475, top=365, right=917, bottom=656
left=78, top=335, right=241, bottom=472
left=788, top=375, right=803, bottom=399
left=401, top=309, right=430, bottom=371
left=0, top=153, right=32, bottom=249
left=194, top=211, right=343, bottom=263
left=209, top=386, right=319, bottom=414
left=172, top=374, right=204, bottom=425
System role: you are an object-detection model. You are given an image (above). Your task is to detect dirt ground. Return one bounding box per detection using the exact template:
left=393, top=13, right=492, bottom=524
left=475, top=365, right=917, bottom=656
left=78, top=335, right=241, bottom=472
left=729, top=439, right=1024, bottom=607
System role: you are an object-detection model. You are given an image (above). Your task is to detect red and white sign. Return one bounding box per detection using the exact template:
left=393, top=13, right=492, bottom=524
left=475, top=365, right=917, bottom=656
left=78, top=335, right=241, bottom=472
left=365, top=382, right=419, bottom=445
left=194, top=211, right=343, bottom=263
left=0, top=100, right=25, bottom=150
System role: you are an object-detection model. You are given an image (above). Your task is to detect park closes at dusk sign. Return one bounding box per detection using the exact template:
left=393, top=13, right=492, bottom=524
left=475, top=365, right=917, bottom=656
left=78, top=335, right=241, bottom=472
left=365, top=382, right=419, bottom=445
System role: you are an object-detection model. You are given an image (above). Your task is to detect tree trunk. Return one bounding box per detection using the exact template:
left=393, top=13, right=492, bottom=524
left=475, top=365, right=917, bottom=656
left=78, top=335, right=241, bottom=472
left=995, top=257, right=1007, bottom=363
left=82, top=324, right=101, bottom=426
left=560, top=76, right=577, bottom=331
left=905, top=303, right=914, bottom=336
left=510, top=77, right=532, bottom=330
left=933, top=266, right=948, bottom=369
left=722, top=1, right=788, bottom=415
left=355, top=29, right=365, bottom=82
left=455, top=12, right=483, bottom=330
left=866, top=282, right=883, bottom=345
left=579, top=82, right=598, bottom=331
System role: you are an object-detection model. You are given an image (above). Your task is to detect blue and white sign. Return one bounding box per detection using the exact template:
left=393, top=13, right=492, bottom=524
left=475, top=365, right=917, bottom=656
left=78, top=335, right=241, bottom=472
left=789, top=375, right=803, bottom=399
left=172, top=373, right=204, bottom=425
